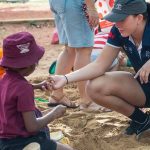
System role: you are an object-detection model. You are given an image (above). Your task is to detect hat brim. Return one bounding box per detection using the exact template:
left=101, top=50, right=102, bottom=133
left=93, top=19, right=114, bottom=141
left=104, top=12, right=128, bottom=22
left=0, top=44, right=44, bottom=68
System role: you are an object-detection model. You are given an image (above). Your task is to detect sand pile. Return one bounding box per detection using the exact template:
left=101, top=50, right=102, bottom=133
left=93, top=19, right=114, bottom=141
left=1, top=23, right=150, bottom=150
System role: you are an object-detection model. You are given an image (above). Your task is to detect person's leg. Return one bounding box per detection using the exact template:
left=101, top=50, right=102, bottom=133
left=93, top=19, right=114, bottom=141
left=74, top=47, right=92, bottom=107
left=51, top=46, right=75, bottom=96
left=87, top=71, right=146, bottom=115
left=87, top=71, right=150, bottom=135
left=49, top=0, right=94, bottom=108
left=56, top=142, right=74, bottom=150
left=86, top=71, right=150, bottom=135
left=48, top=4, right=77, bottom=107
left=48, top=46, right=78, bottom=107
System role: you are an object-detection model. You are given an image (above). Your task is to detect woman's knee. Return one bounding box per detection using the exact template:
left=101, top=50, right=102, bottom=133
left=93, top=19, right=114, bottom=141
left=86, top=78, right=107, bottom=100
left=86, top=75, right=118, bottom=99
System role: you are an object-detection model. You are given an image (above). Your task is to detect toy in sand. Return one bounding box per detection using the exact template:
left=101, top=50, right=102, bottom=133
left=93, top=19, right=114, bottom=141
left=23, top=142, right=40, bottom=150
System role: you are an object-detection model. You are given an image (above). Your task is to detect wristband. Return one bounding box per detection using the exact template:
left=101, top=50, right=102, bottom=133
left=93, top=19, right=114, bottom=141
left=64, top=75, right=69, bottom=84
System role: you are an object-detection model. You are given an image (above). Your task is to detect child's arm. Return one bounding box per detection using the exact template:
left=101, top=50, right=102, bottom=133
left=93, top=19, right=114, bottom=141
left=22, top=105, right=66, bottom=132
left=32, top=80, right=51, bottom=91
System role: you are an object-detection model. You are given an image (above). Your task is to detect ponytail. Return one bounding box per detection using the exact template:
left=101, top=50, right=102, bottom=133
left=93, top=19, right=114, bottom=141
left=146, top=2, right=150, bottom=17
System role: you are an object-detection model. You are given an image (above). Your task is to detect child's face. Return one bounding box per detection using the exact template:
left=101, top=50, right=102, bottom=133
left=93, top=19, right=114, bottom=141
left=21, top=63, right=38, bottom=76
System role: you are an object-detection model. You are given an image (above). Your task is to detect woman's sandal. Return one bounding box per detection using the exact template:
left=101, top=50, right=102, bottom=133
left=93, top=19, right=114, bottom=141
left=80, top=102, right=112, bottom=112
left=47, top=95, right=79, bottom=108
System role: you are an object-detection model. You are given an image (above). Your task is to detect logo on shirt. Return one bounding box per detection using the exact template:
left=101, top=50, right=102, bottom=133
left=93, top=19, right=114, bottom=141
left=123, top=45, right=127, bottom=51
left=108, top=32, right=115, bottom=39
left=128, top=47, right=133, bottom=54
left=115, top=4, right=122, bottom=10
left=123, top=45, right=133, bottom=53
left=17, top=43, right=30, bottom=54
left=146, top=51, right=150, bottom=58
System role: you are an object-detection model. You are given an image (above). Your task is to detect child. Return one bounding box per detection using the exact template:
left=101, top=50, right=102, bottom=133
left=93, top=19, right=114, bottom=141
left=0, top=32, right=74, bottom=150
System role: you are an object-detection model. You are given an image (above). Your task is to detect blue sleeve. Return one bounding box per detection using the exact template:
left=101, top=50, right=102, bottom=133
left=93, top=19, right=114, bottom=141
left=106, top=25, right=122, bottom=48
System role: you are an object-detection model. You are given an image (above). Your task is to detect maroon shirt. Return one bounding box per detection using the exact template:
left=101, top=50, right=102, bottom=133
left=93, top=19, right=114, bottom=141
left=0, top=70, right=36, bottom=139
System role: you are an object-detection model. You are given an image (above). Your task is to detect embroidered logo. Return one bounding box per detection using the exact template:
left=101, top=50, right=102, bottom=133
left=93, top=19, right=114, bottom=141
left=123, top=45, right=128, bottom=51
left=17, top=43, right=30, bottom=54
left=108, top=32, right=115, bottom=39
left=128, top=47, right=133, bottom=54
left=146, top=51, right=150, bottom=58
left=115, top=4, right=122, bottom=10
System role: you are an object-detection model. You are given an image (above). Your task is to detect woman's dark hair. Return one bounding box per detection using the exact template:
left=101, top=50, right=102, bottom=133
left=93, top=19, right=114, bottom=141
left=146, top=2, right=150, bottom=17
left=134, top=3, right=150, bottom=20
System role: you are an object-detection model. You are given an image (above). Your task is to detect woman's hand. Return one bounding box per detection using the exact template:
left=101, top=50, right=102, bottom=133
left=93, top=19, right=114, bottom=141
left=47, top=75, right=68, bottom=90
left=134, top=60, right=150, bottom=84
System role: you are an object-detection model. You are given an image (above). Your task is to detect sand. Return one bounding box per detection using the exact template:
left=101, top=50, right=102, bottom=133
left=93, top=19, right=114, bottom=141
left=0, top=23, right=150, bottom=150
left=0, top=1, right=150, bottom=149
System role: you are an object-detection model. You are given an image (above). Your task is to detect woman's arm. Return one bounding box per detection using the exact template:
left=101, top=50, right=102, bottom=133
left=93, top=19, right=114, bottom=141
left=48, top=45, right=121, bottom=90
left=66, top=45, right=120, bottom=83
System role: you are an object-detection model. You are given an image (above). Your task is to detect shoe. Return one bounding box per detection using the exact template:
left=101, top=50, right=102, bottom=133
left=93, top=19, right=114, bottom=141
left=47, top=95, right=79, bottom=108
left=124, top=120, right=139, bottom=135
left=136, top=115, right=150, bottom=136
left=125, top=116, right=150, bottom=136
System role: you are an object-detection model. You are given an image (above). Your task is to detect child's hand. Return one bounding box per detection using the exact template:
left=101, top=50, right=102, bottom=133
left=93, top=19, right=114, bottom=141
left=51, top=105, right=66, bottom=119
left=40, top=81, right=52, bottom=91
left=33, top=80, right=52, bottom=91
left=47, top=75, right=68, bottom=90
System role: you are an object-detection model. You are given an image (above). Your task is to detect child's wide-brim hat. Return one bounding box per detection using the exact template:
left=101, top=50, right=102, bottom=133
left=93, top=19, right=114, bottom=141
left=0, top=32, right=44, bottom=68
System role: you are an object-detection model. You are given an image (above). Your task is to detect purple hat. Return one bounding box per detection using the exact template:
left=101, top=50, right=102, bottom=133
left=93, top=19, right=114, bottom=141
left=0, top=32, right=44, bottom=68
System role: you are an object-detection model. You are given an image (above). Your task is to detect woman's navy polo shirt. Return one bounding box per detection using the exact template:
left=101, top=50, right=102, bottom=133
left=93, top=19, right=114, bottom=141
left=106, top=20, right=150, bottom=107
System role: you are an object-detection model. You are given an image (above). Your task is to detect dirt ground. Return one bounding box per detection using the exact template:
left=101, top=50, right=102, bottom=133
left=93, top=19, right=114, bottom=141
left=0, top=0, right=53, bottom=20
left=1, top=1, right=150, bottom=150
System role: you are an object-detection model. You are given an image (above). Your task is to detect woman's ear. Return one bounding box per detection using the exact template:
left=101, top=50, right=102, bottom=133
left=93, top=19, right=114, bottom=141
left=137, top=14, right=144, bottom=24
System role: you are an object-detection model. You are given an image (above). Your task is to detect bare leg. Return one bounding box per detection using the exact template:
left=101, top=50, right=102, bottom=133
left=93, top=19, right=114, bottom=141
left=49, top=46, right=75, bottom=99
left=74, top=47, right=92, bottom=106
left=87, top=71, right=146, bottom=117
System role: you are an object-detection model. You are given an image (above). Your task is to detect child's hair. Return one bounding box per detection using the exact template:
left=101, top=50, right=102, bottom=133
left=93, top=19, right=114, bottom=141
left=0, top=32, right=45, bottom=69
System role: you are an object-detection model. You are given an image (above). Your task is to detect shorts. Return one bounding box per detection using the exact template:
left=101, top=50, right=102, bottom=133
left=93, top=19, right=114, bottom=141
left=0, top=132, right=57, bottom=150
left=49, top=0, right=94, bottom=47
